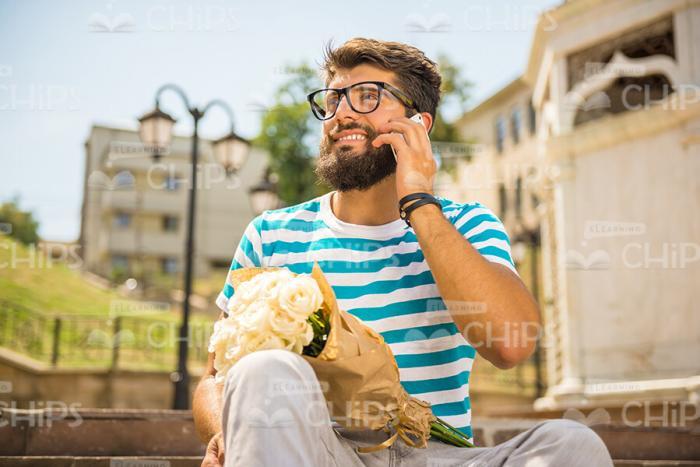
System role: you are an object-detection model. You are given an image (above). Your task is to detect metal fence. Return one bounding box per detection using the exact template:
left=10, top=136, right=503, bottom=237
left=0, top=301, right=211, bottom=371
left=0, top=300, right=544, bottom=395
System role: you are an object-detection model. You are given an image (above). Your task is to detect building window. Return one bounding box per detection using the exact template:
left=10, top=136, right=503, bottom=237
left=162, top=215, right=179, bottom=232
left=498, top=183, right=507, bottom=219
left=113, top=171, right=135, bottom=190
left=161, top=257, right=178, bottom=275
left=495, top=116, right=506, bottom=154
left=111, top=254, right=129, bottom=271
left=164, top=175, right=179, bottom=191
left=528, top=100, right=536, bottom=135
left=573, top=74, right=672, bottom=127
left=210, top=259, right=231, bottom=269
left=515, top=176, right=523, bottom=219
left=113, top=212, right=131, bottom=228
left=510, top=108, right=521, bottom=145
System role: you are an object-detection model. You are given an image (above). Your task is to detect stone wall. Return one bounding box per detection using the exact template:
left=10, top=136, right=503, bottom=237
left=0, top=348, right=202, bottom=410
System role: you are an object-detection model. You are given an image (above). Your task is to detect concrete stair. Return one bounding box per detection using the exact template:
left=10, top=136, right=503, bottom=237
left=0, top=457, right=202, bottom=467
left=1, top=409, right=698, bottom=466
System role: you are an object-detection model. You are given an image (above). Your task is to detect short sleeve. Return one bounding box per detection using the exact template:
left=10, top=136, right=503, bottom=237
left=449, top=202, right=519, bottom=275
left=215, top=214, right=264, bottom=314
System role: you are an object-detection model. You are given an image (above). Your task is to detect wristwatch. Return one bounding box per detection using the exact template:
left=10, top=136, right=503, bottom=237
left=398, top=192, right=442, bottom=227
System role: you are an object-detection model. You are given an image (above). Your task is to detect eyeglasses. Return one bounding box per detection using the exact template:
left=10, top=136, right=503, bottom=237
left=307, top=80, right=419, bottom=121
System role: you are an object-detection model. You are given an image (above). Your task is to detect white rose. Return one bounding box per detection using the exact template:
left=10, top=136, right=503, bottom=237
left=211, top=323, right=244, bottom=383
left=289, top=322, right=315, bottom=354
left=257, top=269, right=296, bottom=300
left=226, top=295, right=247, bottom=316
left=269, top=305, right=308, bottom=339
left=240, top=330, right=288, bottom=353
left=278, top=275, right=323, bottom=320
left=237, top=300, right=274, bottom=335
left=208, top=318, right=239, bottom=353
left=235, top=273, right=268, bottom=306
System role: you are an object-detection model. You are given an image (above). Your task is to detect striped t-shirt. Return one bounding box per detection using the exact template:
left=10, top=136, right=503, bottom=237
left=216, top=190, right=518, bottom=442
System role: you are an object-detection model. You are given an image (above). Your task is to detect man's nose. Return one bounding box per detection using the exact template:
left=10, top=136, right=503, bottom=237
left=333, top=93, right=358, bottom=122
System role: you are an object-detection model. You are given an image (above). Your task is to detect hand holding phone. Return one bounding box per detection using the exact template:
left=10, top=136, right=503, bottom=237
left=390, top=113, right=428, bottom=161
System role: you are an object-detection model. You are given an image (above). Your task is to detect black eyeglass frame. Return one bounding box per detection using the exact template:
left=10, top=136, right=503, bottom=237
left=306, top=80, right=420, bottom=121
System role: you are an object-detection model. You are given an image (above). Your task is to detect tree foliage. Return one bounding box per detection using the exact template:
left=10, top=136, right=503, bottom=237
left=431, top=54, right=473, bottom=176
left=255, top=63, right=330, bottom=206
left=0, top=197, right=40, bottom=245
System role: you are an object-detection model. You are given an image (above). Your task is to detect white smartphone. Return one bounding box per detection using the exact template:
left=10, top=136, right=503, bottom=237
left=391, top=113, right=427, bottom=160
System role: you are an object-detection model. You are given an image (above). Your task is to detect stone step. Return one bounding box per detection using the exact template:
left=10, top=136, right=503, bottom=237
left=0, top=409, right=205, bottom=457
left=0, top=457, right=697, bottom=467
left=613, top=462, right=700, bottom=467
left=2, top=409, right=698, bottom=461
left=474, top=417, right=700, bottom=461
left=0, top=457, right=202, bottom=467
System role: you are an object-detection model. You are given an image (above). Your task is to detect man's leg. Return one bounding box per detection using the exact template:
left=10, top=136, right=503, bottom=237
left=221, top=349, right=377, bottom=467
left=491, top=419, right=613, bottom=467
left=396, top=419, right=614, bottom=467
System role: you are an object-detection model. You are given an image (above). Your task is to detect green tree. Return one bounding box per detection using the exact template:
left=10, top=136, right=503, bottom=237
left=255, top=63, right=329, bottom=206
left=430, top=53, right=474, bottom=176
left=0, top=197, right=40, bottom=245
left=431, top=53, right=473, bottom=142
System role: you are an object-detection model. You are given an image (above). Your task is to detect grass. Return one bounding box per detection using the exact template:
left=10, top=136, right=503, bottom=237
left=0, top=237, right=163, bottom=316
left=0, top=236, right=215, bottom=371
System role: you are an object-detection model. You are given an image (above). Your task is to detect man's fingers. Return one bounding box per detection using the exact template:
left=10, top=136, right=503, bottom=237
left=372, top=133, right=409, bottom=155
left=201, top=452, right=222, bottom=467
left=202, top=432, right=224, bottom=467
left=217, top=435, right=225, bottom=464
left=377, top=121, right=419, bottom=147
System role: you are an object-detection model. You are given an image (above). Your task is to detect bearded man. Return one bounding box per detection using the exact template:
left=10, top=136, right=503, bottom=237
left=193, top=38, right=614, bottom=467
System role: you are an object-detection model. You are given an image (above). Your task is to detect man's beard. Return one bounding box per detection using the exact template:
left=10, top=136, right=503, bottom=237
left=315, top=122, right=396, bottom=192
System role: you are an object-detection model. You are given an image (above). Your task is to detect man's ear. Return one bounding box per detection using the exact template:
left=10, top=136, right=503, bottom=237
left=421, top=112, right=434, bottom=134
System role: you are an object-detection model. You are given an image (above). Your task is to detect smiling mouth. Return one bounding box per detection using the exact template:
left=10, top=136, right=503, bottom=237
left=335, top=134, right=368, bottom=144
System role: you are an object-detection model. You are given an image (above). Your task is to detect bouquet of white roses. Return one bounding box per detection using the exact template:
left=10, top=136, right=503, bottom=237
left=209, top=264, right=473, bottom=451
left=208, top=268, right=330, bottom=383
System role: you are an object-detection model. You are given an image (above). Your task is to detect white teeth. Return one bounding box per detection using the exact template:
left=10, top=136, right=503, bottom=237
left=338, top=134, right=366, bottom=142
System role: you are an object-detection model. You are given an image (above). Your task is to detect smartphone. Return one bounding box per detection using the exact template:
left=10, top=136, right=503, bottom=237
left=391, top=113, right=428, bottom=160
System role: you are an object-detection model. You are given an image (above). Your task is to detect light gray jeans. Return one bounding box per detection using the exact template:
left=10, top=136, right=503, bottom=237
left=222, top=349, right=614, bottom=467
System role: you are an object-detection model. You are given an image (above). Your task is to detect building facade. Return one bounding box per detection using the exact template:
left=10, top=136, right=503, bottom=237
left=80, top=125, right=269, bottom=283
left=443, top=0, right=700, bottom=417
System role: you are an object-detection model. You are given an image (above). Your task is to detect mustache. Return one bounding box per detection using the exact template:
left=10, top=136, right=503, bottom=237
left=328, top=122, right=378, bottom=141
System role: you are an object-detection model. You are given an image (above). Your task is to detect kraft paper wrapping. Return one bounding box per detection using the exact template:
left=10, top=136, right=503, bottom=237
left=226, top=262, right=436, bottom=451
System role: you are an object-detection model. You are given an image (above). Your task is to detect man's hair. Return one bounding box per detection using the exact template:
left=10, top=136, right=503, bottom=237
left=320, top=38, right=442, bottom=125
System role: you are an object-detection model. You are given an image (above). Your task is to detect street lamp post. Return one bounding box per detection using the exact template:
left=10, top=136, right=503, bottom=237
left=138, top=84, right=251, bottom=410
left=248, top=166, right=281, bottom=215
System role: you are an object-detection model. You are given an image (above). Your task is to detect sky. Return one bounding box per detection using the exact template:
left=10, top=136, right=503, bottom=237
left=0, top=0, right=561, bottom=241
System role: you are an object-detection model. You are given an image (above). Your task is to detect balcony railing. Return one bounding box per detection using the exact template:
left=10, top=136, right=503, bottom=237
left=101, top=189, right=186, bottom=214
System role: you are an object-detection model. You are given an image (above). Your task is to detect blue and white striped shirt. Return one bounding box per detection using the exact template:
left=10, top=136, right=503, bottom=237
left=216, top=190, right=518, bottom=442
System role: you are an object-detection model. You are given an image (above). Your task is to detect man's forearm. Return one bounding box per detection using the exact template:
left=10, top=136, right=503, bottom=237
left=409, top=203, right=541, bottom=368
left=192, top=376, right=224, bottom=443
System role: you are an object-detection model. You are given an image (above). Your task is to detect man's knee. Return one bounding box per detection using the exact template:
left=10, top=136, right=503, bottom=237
left=221, top=350, right=329, bottom=431
left=224, top=349, right=315, bottom=396
left=232, top=349, right=308, bottom=375
left=536, top=419, right=612, bottom=462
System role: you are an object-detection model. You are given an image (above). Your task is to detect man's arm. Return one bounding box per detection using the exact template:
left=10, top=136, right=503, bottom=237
left=410, top=203, right=541, bottom=369
left=193, top=312, right=225, bottom=443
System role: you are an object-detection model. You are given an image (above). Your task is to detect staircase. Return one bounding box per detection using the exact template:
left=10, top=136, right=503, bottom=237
left=0, top=409, right=205, bottom=467
left=1, top=409, right=698, bottom=466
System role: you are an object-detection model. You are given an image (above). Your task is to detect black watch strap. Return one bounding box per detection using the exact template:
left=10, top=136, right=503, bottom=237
left=399, top=196, right=441, bottom=227
left=399, top=192, right=434, bottom=209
